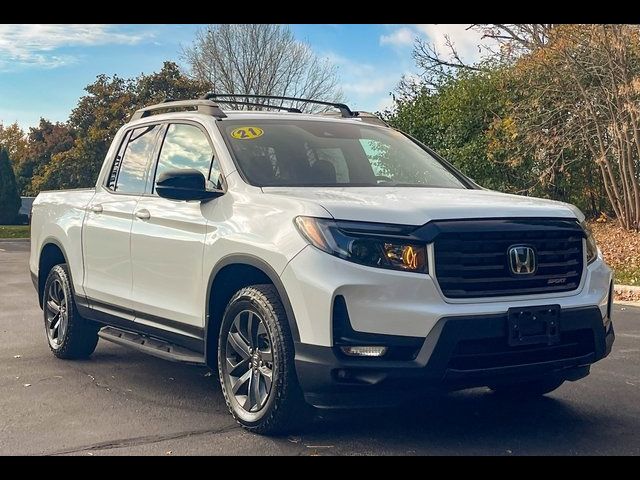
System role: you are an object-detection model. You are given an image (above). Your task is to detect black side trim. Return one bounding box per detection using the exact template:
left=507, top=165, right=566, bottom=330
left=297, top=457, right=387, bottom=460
left=76, top=300, right=204, bottom=353
left=84, top=298, right=204, bottom=338
left=205, top=254, right=301, bottom=351
left=137, top=310, right=204, bottom=339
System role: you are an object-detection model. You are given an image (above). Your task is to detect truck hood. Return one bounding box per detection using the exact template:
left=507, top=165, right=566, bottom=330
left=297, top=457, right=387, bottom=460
left=261, top=187, right=583, bottom=225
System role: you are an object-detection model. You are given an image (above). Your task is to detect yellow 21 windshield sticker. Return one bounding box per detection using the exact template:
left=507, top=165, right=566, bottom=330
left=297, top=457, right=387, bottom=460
left=230, top=126, right=264, bottom=140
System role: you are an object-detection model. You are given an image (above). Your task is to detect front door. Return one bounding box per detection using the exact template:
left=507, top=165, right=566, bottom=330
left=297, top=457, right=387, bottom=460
left=129, top=122, right=223, bottom=335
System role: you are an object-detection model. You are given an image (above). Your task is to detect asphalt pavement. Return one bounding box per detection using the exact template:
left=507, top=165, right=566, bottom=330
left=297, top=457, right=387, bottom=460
left=1, top=239, right=639, bottom=456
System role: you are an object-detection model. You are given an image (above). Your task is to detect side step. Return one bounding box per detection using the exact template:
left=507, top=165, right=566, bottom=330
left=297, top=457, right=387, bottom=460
left=98, top=326, right=205, bottom=365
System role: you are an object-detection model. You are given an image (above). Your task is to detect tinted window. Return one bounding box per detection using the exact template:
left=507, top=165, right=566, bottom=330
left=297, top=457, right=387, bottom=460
left=222, top=120, right=466, bottom=188
left=115, top=125, right=161, bottom=194
left=154, top=124, right=220, bottom=191
left=107, top=131, right=131, bottom=191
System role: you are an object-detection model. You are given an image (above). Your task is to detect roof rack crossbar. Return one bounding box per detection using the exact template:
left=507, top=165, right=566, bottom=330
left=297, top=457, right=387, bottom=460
left=200, top=93, right=355, bottom=118
left=211, top=99, right=302, bottom=113
left=131, top=99, right=227, bottom=121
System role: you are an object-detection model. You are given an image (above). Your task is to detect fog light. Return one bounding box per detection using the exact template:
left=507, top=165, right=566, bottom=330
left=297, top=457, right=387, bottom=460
left=340, top=346, right=388, bottom=357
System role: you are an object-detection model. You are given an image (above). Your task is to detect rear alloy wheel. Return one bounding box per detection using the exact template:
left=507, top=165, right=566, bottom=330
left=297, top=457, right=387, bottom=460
left=43, top=264, right=99, bottom=359
left=218, top=284, right=310, bottom=435
left=45, top=276, right=69, bottom=349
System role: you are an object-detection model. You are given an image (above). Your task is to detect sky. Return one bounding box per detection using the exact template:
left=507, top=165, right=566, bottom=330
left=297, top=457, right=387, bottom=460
left=0, top=24, right=488, bottom=130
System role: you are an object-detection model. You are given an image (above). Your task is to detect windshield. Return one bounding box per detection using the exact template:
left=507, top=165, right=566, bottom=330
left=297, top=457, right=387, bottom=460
left=221, top=119, right=468, bottom=188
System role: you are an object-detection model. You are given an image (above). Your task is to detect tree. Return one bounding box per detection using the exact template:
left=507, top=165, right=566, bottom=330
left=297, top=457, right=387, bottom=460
left=410, top=24, right=640, bottom=229
left=506, top=25, right=640, bottom=229
left=31, top=62, right=205, bottom=193
left=0, top=122, right=28, bottom=170
left=0, top=148, right=21, bottom=224
left=182, top=24, right=343, bottom=111
left=15, top=119, right=75, bottom=195
left=383, top=66, right=538, bottom=195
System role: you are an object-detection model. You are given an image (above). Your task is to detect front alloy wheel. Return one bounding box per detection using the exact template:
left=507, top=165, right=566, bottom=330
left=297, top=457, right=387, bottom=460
left=218, top=284, right=310, bottom=435
left=224, top=310, right=274, bottom=413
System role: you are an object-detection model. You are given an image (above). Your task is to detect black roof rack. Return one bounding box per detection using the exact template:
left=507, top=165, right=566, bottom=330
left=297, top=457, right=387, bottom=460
left=321, top=110, right=389, bottom=127
left=131, top=99, right=227, bottom=121
left=200, top=93, right=356, bottom=118
left=209, top=98, right=302, bottom=113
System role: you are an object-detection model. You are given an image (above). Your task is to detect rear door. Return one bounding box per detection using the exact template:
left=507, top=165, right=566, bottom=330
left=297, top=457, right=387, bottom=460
left=82, top=123, right=163, bottom=311
left=129, top=122, right=223, bottom=334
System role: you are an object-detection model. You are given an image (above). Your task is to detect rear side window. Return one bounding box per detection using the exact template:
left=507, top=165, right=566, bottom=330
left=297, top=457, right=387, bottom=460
left=153, top=123, right=219, bottom=191
left=113, top=124, right=162, bottom=194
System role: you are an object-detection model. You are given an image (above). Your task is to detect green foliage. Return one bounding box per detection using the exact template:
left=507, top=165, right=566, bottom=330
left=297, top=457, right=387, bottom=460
left=0, top=148, right=21, bottom=224
left=383, top=64, right=608, bottom=217
left=31, top=62, right=207, bottom=193
left=0, top=123, right=28, bottom=169
left=384, top=68, right=530, bottom=192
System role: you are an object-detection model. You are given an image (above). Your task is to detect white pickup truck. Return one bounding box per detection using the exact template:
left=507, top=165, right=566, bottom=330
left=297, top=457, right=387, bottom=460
left=29, top=95, right=615, bottom=434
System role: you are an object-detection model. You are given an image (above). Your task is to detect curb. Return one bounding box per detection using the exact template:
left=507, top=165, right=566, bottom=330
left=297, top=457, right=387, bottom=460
left=614, top=284, right=640, bottom=294
left=0, top=238, right=29, bottom=243
left=614, top=284, right=640, bottom=304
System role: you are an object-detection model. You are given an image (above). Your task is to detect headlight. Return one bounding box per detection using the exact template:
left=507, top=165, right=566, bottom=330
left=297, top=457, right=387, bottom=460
left=580, top=221, right=599, bottom=264
left=294, top=216, right=428, bottom=273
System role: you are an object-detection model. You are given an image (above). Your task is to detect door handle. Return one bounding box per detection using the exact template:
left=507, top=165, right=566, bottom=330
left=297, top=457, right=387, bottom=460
left=90, top=204, right=103, bottom=213
left=135, top=209, right=151, bottom=220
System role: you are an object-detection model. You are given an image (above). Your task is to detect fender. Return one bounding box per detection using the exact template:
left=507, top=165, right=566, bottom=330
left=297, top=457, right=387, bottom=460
left=36, top=236, right=74, bottom=308
left=204, top=253, right=301, bottom=363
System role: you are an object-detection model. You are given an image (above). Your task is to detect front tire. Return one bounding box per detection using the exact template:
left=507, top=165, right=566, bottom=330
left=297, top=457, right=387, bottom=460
left=218, top=284, right=310, bottom=435
left=43, top=264, right=99, bottom=359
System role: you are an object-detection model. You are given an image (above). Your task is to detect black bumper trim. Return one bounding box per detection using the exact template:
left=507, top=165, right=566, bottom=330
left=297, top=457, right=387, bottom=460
left=295, top=305, right=614, bottom=408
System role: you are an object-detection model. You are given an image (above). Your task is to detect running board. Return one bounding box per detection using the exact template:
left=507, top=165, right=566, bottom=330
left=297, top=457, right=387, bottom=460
left=98, top=326, right=205, bottom=365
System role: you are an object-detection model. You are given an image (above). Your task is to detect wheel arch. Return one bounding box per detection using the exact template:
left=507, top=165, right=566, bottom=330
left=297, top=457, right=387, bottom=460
left=37, top=238, right=71, bottom=308
left=205, top=254, right=300, bottom=368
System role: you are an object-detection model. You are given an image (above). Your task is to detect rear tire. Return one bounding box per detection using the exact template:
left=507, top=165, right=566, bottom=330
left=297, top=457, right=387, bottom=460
left=490, top=377, right=565, bottom=397
left=218, top=284, right=311, bottom=435
left=43, top=264, right=99, bottom=359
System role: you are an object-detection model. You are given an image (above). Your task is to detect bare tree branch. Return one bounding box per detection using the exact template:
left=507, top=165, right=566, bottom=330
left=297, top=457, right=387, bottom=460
left=181, top=24, right=343, bottom=113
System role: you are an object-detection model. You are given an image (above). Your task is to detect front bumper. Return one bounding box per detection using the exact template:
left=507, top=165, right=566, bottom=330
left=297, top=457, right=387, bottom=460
left=295, top=305, right=614, bottom=408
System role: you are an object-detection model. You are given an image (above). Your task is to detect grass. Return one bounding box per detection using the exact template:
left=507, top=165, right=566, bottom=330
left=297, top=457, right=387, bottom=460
left=0, top=225, right=30, bottom=239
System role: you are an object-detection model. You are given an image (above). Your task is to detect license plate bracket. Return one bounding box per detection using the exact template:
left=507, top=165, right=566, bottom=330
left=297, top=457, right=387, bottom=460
left=507, top=305, right=561, bottom=347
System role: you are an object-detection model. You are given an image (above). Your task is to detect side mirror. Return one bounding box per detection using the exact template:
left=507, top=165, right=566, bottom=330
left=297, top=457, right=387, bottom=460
left=155, top=169, right=223, bottom=201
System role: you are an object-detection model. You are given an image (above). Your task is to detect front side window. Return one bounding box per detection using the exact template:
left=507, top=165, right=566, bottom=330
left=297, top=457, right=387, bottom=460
left=221, top=119, right=468, bottom=188
left=153, top=123, right=221, bottom=191
left=114, top=124, right=162, bottom=194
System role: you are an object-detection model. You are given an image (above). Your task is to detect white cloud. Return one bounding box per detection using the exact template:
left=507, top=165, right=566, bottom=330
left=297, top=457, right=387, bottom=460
left=342, top=77, right=393, bottom=96
left=415, top=24, right=491, bottom=65
left=379, top=24, right=495, bottom=66
left=0, top=24, right=151, bottom=70
left=379, top=27, right=415, bottom=47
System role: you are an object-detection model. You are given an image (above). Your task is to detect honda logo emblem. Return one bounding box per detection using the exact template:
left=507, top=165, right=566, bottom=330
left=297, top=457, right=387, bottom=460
left=508, top=246, right=537, bottom=275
